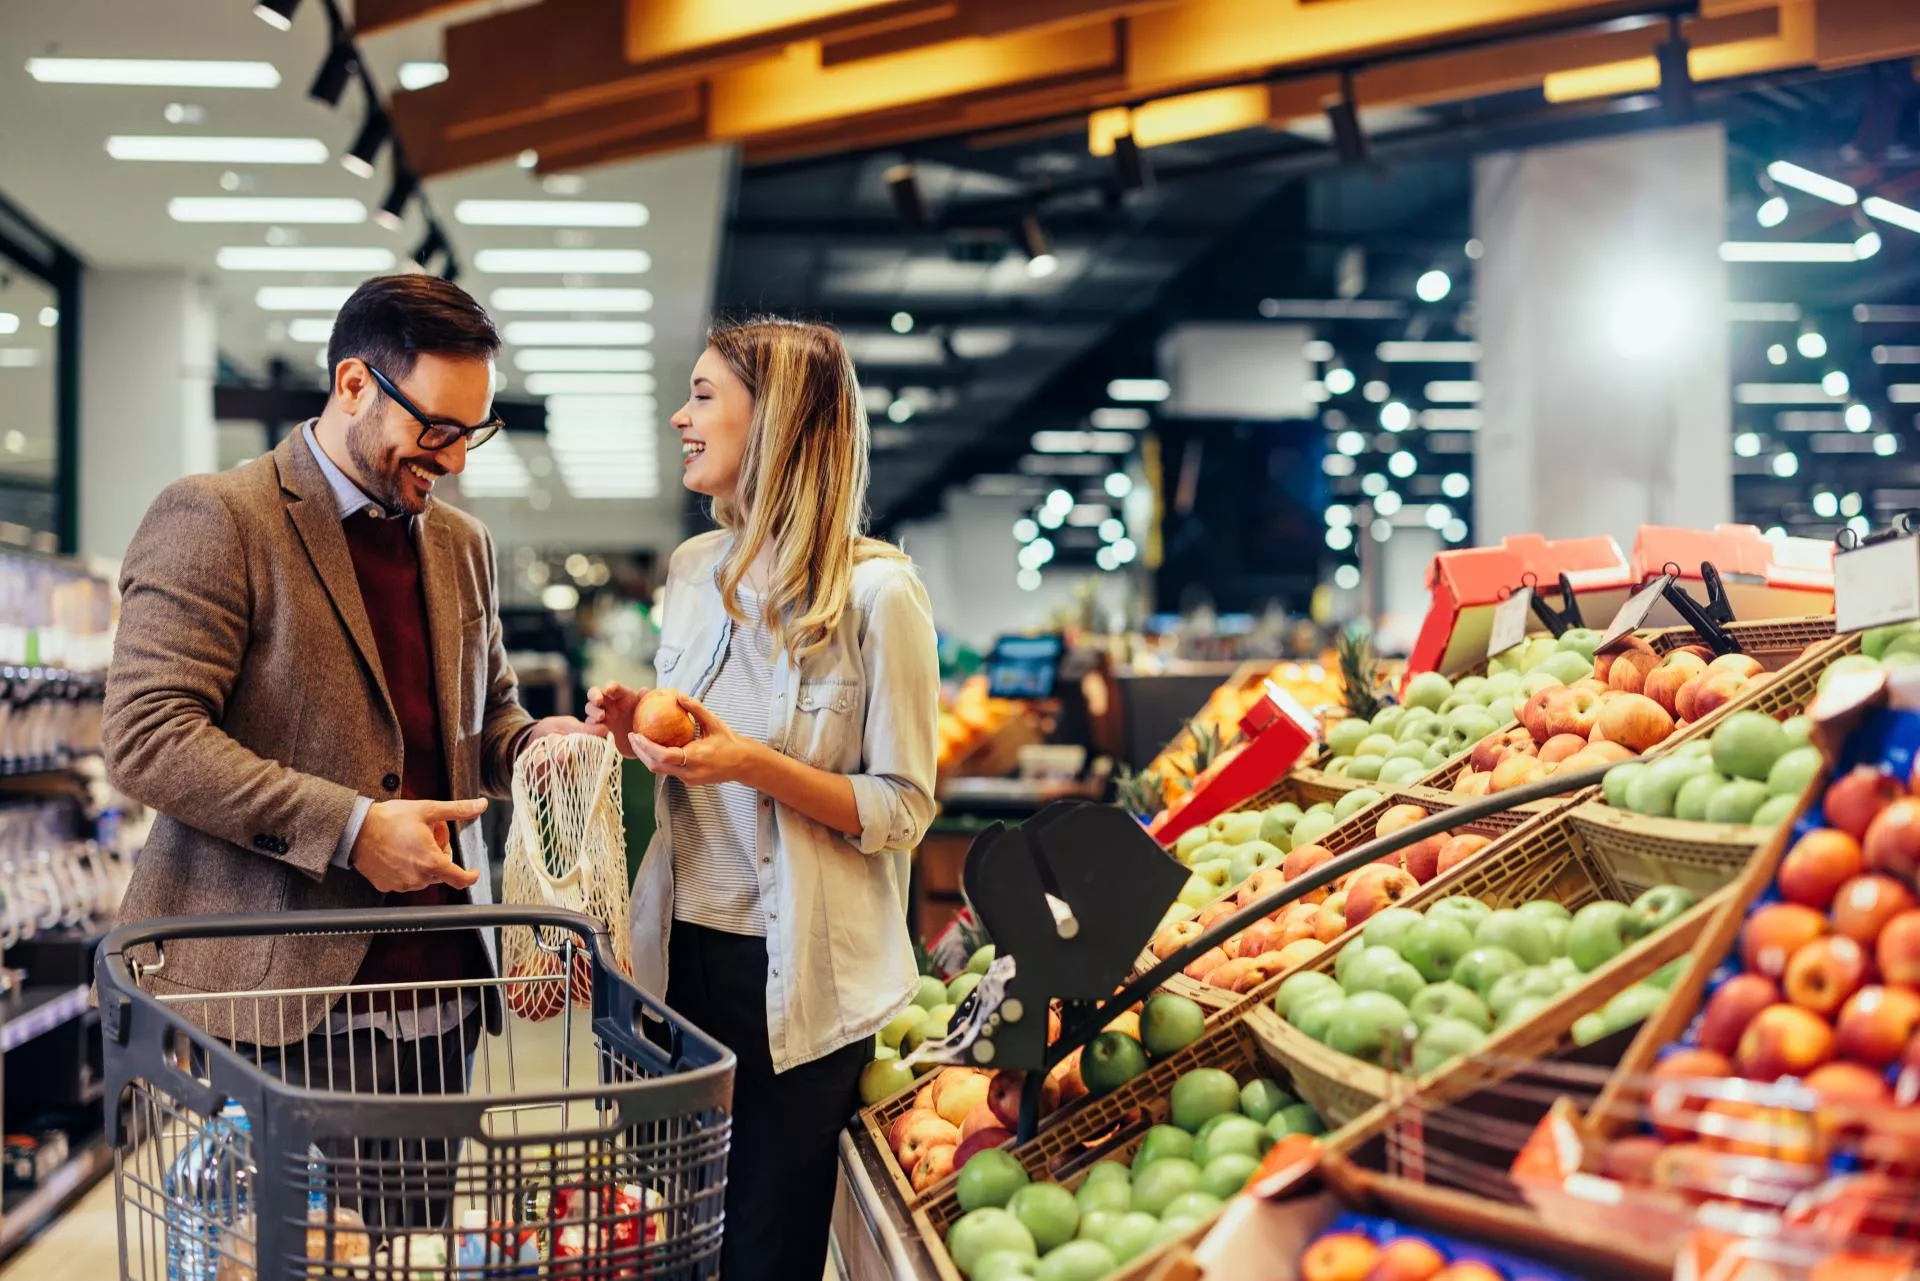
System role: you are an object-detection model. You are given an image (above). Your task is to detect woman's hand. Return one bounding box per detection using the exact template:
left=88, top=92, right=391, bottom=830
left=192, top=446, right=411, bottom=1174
left=630, top=695, right=763, bottom=787
left=585, top=682, right=648, bottom=759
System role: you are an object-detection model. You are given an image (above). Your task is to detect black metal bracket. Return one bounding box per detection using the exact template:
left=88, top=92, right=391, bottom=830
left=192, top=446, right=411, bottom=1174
left=1835, top=511, right=1919, bottom=553
left=1520, top=571, right=1585, bottom=636
left=1659, top=560, right=1743, bottom=655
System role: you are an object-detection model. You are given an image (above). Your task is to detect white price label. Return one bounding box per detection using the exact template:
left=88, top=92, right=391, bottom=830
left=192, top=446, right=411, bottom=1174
left=1834, top=537, right=1920, bottom=634
left=1597, top=574, right=1674, bottom=654
left=1487, top=587, right=1532, bottom=659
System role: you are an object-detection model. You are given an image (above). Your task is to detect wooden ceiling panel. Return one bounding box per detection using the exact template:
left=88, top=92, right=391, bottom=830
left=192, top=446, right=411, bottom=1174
left=819, top=0, right=1175, bottom=66
left=624, top=0, right=957, bottom=65
left=391, top=80, right=704, bottom=177
left=1813, top=0, right=1920, bottom=69
left=352, top=0, right=488, bottom=35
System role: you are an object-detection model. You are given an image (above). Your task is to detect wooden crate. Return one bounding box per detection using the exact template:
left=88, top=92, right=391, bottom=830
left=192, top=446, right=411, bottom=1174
left=1644, top=614, right=1835, bottom=658
left=908, top=1018, right=1319, bottom=1281
left=1234, top=804, right=1740, bottom=1128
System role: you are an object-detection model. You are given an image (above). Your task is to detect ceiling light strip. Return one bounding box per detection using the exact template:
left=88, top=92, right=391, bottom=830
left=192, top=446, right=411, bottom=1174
left=488, top=288, right=654, bottom=313
left=455, top=200, right=649, bottom=228
left=29, top=58, right=282, bottom=88
left=170, top=197, right=367, bottom=224
left=107, top=136, right=328, bottom=164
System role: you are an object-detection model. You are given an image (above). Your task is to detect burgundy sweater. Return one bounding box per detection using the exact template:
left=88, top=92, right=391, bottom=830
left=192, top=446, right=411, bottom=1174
left=343, top=511, right=485, bottom=993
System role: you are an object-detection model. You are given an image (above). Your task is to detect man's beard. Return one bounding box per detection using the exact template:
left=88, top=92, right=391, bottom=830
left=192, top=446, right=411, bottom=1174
left=347, top=413, right=437, bottom=515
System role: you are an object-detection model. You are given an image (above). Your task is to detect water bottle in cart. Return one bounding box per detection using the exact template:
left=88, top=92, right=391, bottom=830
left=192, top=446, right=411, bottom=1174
left=163, top=1102, right=253, bottom=1281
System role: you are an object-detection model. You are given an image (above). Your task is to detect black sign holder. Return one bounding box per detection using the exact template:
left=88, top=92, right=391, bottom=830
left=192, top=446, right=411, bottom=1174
left=1525, top=571, right=1585, bottom=637
left=1658, top=560, right=1743, bottom=655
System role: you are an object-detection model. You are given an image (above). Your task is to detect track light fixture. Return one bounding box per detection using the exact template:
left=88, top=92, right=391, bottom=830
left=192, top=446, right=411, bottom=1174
left=308, top=36, right=357, bottom=107
left=441, top=258, right=460, bottom=285
left=1020, top=213, right=1058, bottom=279
left=885, top=162, right=927, bottom=229
left=1656, top=15, right=1693, bottom=118
left=376, top=167, right=417, bottom=231
left=1113, top=133, right=1151, bottom=193
left=1325, top=72, right=1368, bottom=164
left=341, top=110, right=389, bottom=178
left=412, top=223, right=447, bottom=269
left=254, top=0, right=302, bottom=30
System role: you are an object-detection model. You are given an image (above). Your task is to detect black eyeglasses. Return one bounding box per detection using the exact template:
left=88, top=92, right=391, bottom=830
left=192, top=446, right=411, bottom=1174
left=364, top=362, right=504, bottom=451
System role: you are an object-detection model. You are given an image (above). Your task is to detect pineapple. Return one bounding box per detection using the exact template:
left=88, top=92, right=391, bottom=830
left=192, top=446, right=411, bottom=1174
left=1114, top=767, right=1164, bottom=818
left=1336, top=624, right=1383, bottom=722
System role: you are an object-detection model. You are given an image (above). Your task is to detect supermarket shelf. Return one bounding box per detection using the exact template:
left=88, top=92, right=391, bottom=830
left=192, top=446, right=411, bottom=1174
left=0, top=1134, right=111, bottom=1258
left=0, top=986, right=90, bottom=1054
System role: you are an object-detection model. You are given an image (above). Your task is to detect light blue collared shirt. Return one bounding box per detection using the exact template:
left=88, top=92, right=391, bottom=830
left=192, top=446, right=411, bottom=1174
left=303, top=422, right=386, bottom=868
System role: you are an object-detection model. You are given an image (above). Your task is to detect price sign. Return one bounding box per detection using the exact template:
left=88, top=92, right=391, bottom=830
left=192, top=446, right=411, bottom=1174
left=1834, top=536, right=1920, bottom=634
left=1487, top=587, right=1533, bottom=659
left=1596, top=574, right=1675, bottom=654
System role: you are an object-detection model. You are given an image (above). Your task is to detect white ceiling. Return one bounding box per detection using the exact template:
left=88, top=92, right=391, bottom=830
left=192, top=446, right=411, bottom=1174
left=0, top=0, right=732, bottom=555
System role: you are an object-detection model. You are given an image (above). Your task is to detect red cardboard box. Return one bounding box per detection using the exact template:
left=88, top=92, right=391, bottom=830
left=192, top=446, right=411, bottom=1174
left=1146, top=682, right=1317, bottom=845
left=1629, top=524, right=1833, bottom=624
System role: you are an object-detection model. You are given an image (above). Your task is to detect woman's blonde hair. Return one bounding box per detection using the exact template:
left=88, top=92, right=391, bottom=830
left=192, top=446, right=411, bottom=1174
left=705, top=316, right=906, bottom=660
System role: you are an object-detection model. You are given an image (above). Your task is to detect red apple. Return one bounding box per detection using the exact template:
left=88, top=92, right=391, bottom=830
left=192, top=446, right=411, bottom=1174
left=1283, top=844, right=1335, bottom=901
left=986, top=1070, right=1023, bottom=1129
left=1182, top=947, right=1231, bottom=981
left=1834, top=985, right=1920, bottom=1068
left=1596, top=694, right=1676, bottom=753
left=1696, top=973, right=1782, bottom=1057
left=1236, top=866, right=1287, bottom=908
left=958, top=1102, right=1001, bottom=1143
left=1538, top=732, right=1590, bottom=765
left=1314, top=891, right=1351, bottom=943
left=1363, top=1237, right=1446, bottom=1281
left=1434, top=833, right=1492, bottom=877
left=1374, top=803, right=1429, bottom=841
left=1453, top=772, right=1493, bottom=797
left=1735, top=1003, right=1836, bottom=1081
left=1863, top=797, right=1920, bottom=883
left=1832, top=875, right=1918, bottom=948
left=952, top=1127, right=1011, bottom=1173
left=1783, top=935, right=1870, bottom=1018
left=1402, top=834, right=1448, bottom=884
left=1302, top=1232, right=1379, bottom=1281
left=1878, top=911, right=1920, bottom=986
left=1803, top=1060, right=1892, bottom=1109
left=1543, top=688, right=1604, bottom=739
left=1196, top=900, right=1239, bottom=930
left=892, top=1111, right=959, bottom=1166
left=1674, top=676, right=1706, bottom=723
left=1824, top=766, right=1906, bottom=842
left=1151, top=919, right=1204, bottom=960
left=1490, top=754, right=1547, bottom=792
left=1741, top=902, right=1829, bottom=979
left=1276, top=938, right=1324, bottom=968
left=910, top=1143, right=956, bottom=1192
left=1644, top=653, right=1708, bottom=717
left=1608, top=649, right=1660, bottom=695
left=1688, top=670, right=1751, bottom=722
left=1228, top=951, right=1295, bottom=993
left=1343, top=865, right=1418, bottom=931
left=1778, top=829, right=1865, bottom=911
left=1520, top=689, right=1556, bottom=745
left=1709, top=653, right=1765, bottom=679
left=1469, top=732, right=1511, bottom=775
left=1236, top=919, right=1289, bottom=959
left=1646, top=1048, right=1734, bottom=1140
left=1600, top=1134, right=1668, bottom=1185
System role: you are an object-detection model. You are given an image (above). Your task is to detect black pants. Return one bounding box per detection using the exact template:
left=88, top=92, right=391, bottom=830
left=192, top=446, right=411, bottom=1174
left=666, top=921, right=870, bottom=1281
left=246, top=1010, right=482, bottom=1241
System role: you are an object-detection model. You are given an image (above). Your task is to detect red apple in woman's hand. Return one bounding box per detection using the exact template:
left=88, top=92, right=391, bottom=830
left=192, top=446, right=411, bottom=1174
left=636, top=688, right=697, bottom=747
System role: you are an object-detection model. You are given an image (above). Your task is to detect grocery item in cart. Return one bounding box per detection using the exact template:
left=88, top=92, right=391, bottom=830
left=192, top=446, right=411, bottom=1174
left=167, top=1101, right=253, bottom=1281
left=209, top=1207, right=370, bottom=1281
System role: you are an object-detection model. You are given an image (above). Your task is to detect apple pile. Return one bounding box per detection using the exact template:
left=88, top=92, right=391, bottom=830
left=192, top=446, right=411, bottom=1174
left=1149, top=804, right=1499, bottom=996
left=867, top=944, right=1002, bottom=1101
left=1299, top=1218, right=1572, bottom=1281
left=1163, top=788, right=1381, bottom=917
left=1272, top=883, right=1698, bottom=1075
left=1595, top=765, right=1920, bottom=1185
left=941, top=1070, right=1328, bottom=1280
left=1601, top=711, right=1817, bottom=827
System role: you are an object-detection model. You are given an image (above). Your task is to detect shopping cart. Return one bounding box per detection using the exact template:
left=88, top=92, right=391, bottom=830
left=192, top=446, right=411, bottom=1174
left=96, top=905, right=734, bottom=1280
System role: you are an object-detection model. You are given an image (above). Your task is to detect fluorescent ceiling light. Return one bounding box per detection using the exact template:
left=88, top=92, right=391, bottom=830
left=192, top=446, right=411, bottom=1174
left=455, top=200, right=648, bottom=228
left=1858, top=305, right=1920, bottom=323
left=1725, top=302, right=1800, bottom=322
left=841, top=333, right=944, bottom=365
left=396, top=61, right=448, bottom=91
left=522, top=373, right=656, bottom=395
left=1892, top=385, right=1920, bottom=404
left=1864, top=195, right=1920, bottom=235
left=169, top=196, right=365, bottom=223
left=217, top=246, right=396, bottom=271
left=949, top=328, right=1016, bottom=360
left=1873, top=346, right=1920, bottom=364
left=503, top=321, right=653, bottom=346
left=1377, top=341, right=1481, bottom=362
left=256, top=286, right=356, bottom=311
left=1090, top=407, right=1149, bottom=430
left=28, top=58, right=281, bottom=88
left=285, top=318, right=334, bottom=344
left=513, top=349, right=654, bottom=373
left=0, top=350, right=40, bottom=369
left=1259, top=298, right=1405, bottom=320
left=454, top=438, right=531, bottom=498
left=1303, top=340, right=1336, bottom=362
left=1719, top=241, right=1865, bottom=263
left=1107, top=378, right=1169, bottom=402
left=488, top=288, right=652, bottom=313
left=1418, top=409, right=1484, bottom=430
left=0, top=315, right=17, bottom=336
left=1733, top=383, right=1840, bottom=405
left=1424, top=381, right=1482, bottom=403
left=107, top=135, right=328, bottom=164
left=1765, top=161, right=1857, bottom=206
left=472, top=248, right=650, bottom=274
left=1031, top=430, right=1135, bottom=454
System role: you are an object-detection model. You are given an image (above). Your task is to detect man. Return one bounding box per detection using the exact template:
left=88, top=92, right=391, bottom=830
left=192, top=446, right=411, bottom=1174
left=104, top=274, right=589, bottom=1230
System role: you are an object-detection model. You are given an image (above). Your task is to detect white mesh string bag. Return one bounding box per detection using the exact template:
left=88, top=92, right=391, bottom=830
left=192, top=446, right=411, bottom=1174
left=499, top=733, right=630, bottom=1021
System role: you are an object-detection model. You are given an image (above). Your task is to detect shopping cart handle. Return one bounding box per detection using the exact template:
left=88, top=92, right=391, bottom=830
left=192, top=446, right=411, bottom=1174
left=99, top=902, right=612, bottom=961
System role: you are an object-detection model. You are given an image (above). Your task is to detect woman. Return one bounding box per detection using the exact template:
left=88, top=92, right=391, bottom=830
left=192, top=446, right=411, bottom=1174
left=586, top=317, right=940, bottom=1280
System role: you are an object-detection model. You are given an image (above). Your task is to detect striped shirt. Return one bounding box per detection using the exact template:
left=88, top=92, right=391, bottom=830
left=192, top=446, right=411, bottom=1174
left=670, top=589, right=772, bottom=936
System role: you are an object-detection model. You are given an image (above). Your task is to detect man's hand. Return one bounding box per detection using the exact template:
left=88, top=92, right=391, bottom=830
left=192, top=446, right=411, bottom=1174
left=585, top=683, right=649, bottom=759
left=526, top=714, right=603, bottom=744
left=350, top=798, right=486, bottom=894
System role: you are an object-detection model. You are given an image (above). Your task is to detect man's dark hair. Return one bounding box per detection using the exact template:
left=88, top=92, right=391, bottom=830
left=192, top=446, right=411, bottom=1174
left=326, top=274, right=499, bottom=382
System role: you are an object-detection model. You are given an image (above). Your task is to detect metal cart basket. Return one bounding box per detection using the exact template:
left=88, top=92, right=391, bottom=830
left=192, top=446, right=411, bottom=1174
left=96, top=905, right=734, bottom=1280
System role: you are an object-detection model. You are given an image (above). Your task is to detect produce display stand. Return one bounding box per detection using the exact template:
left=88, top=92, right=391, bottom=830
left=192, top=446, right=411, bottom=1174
left=1629, top=523, right=1834, bottom=627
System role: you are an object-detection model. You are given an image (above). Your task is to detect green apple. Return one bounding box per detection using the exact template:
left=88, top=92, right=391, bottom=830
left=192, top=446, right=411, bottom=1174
left=1517, top=636, right=1560, bottom=672
left=1238, top=1078, right=1295, bottom=1124
left=1404, top=671, right=1453, bottom=711
left=1083, top=1160, right=1131, bottom=1187
left=1100, top=1212, right=1160, bottom=1265
left=1676, top=738, right=1715, bottom=759
left=1705, top=778, right=1771, bottom=824
left=1574, top=982, right=1668, bottom=1044
left=1033, top=1239, right=1117, bottom=1281
left=1673, top=771, right=1728, bottom=822
left=1259, top=804, right=1303, bottom=847
left=1326, top=718, right=1373, bottom=757
left=1646, top=958, right=1689, bottom=990
left=1454, top=945, right=1526, bottom=997
left=1864, top=623, right=1920, bottom=659
left=1548, top=956, right=1582, bottom=982
left=1517, top=900, right=1572, bottom=924
left=1174, top=828, right=1210, bottom=862
left=1565, top=900, right=1635, bottom=973
left=1190, top=858, right=1234, bottom=890
left=1537, top=650, right=1593, bottom=686
left=1520, top=669, right=1565, bottom=697
left=1401, top=916, right=1478, bottom=984
left=1818, top=652, right=1886, bottom=693
left=1290, top=993, right=1345, bottom=1042
left=1333, top=788, right=1383, bottom=821
left=958, top=1150, right=1032, bottom=1212
left=1291, top=812, right=1340, bottom=847
left=859, top=1057, right=916, bottom=1104
left=1007, top=1182, right=1080, bottom=1254
left=1412, top=1016, right=1488, bottom=1075
left=1486, top=968, right=1565, bottom=1023
left=1441, top=707, right=1501, bottom=752
left=1711, top=711, right=1791, bottom=782
left=1455, top=675, right=1491, bottom=702
left=1766, top=745, right=1822, bottom=799
left=1602, top=761, right=1649, bottom=809
left=880, top=1004, right=929, bottom=1050
left=1343, top=947, right=1427, bottom=1005
left=1335, top=937, right=1367, bottom=988
left=1177, top=874, right=1220, bottom=910
left=1169, top=1068, right=1242, bottom=1133
left=1627, top=884, right=1698, bottom=938
left=1753, top=794, right=1798, bottom=827
left=1155, top=1215, right=1205, bottom=1246
left=1274, top=970, right=1343, bottom=1019
left=1201, top=1153, right=1262, bottom=1201
left=1267, top=1102, right=1325, bottom=1140
left=1423, top=747, right=1450, bottom=771
left=1474, top=910, right=1555, bottom=965
left=1227, top=840, right=1286, bottom=886
left=1535, top=917, right=1568, bottom=959
left=1325, top=991, right=1416, bottom=1065
left=1624, top=754, right=1713, bottom=817
left=1396, top=718, right=1447, bottom=749
left=1428, top=896, right=1493, bottom=934
left=1408, top=980, right=1492, bottom=1032
left=1556, top=628, right=1602, bottom=661
left=1781, top=714, right=1812, bottom=743
left=1379, top=757, right=1428, bottom=786
left=1361, top=907, right=1425, bottom=954
left=914, top=974, right=948, bottom=1009
left=1387, top=739, right=1432, bottom=763
left=1213, top=812, right=1265, bottom=845
left=1355, top=733, right=1399, bottom=760
left=1131, top=1125, right=1194, bottom=1171
left=1075, top=1174, right=1131, bottom=1216
left=948, top=972, right=983, bottom=1006
left=1484, top=671, right=1522, bottom=699
left=1192, top=1114, right=1270, bottom=1166
left=946, top=1208, right=1037, bottom=1277
left=1308, top=802, right=1335, bottom=816
left=1130, top=1158, right=1204, bottom=1217
left=1368, top=706, right=1407, bottom=736
left=1499, top=994, right=1556, bottom=1027
left=1080, top=1032, right=1150, bottom=1097
left=1161, top=1191, right=1224, bottom=1224
left=974, top=1250, right=1040, bottom=1281
left=1485, top=696, right=1517, bottom=727
left=1141, top=993, right=1207, bottom=1060
left=1187, top=840, right=1233, bottom=869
